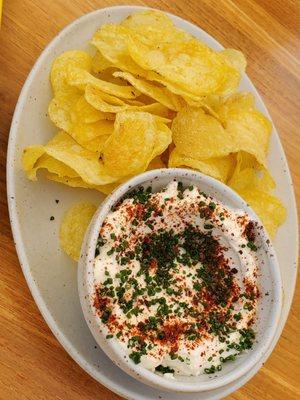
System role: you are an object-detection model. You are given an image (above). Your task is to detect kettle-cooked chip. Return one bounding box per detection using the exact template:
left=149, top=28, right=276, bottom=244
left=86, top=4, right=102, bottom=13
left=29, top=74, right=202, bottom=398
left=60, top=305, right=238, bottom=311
left=236, top=189, right=286, bottom=239
left=92, top=51, right=112, bottom=74
left=48, top=89, right=81, bottom=132
left=172, top=107, right=237, bottom=159
left=45, top=131, right=118, bottom=185
left=169, top=148, right=236, bottom=183
left=22, top=145, right=46, bottom=180
left=71, top=96, right=114, bottom=124
left=49, top=92, right=114, bottom=151
left=50, top=50, right=92, bottom=94
left=23, top=131, right=118, bottom=186
left=67, top=66, right=140, bottom=99
left=102, top=111, right=156, bottom=177
left=46, top=172, right=119, bottom=194
left=85, top=84, right=172, bottom=120
left=219, top=93, right=272, bottom=165
left=102, top=111, right=171, bottom=178
left=91, top=24, right=147, bottom=75
left=228, top=151, right=285, bottom=238
left=221, top=49, right=247, bottom=74
left=127, top=32, right=242, bottom=97
left=113, top=71, right=180, bottom=111
left=60, top=202, right=97, bottom=261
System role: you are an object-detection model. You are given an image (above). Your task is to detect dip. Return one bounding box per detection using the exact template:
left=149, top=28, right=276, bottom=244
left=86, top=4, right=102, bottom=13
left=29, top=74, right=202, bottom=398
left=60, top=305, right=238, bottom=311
left=93, top=180, right=260, bottom=377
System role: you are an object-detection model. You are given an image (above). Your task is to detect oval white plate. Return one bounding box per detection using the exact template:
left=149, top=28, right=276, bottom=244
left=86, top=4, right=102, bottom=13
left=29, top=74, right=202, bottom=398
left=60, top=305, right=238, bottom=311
left=7, top=6, right=298, bottom=400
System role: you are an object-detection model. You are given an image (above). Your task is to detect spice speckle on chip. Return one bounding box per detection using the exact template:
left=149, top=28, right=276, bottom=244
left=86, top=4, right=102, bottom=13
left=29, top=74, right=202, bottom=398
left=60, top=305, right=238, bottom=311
left=21, top=9, right=286, bottom=244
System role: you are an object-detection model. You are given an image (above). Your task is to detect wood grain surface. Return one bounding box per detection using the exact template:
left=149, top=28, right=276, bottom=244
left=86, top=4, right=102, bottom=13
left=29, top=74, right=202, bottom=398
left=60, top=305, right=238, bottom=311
left=0, top=1, right=299, bottom=399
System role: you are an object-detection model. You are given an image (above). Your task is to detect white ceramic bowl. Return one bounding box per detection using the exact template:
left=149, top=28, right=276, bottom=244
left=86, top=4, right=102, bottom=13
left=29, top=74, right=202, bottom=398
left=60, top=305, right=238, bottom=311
left=78, top=168, right=282, bottom=393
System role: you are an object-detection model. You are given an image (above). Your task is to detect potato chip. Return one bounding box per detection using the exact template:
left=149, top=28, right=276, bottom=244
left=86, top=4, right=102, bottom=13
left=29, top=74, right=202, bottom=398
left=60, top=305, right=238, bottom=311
left=35, top=154, right=78, bottom=178
left=121, top=10, right=180, bottom=41
left=102, top=111, right=171, bottom=177
left=127, top=31, right=242, bottom=96
left=102, top=111, right=156, bottom=177
left=85, top=84, right=171, bottom=120
left=24, top=131, right=118, bottom=186
left=81, top=134, right=110, bottom=153
left=172, top=107, right=237, bottom=159
left=91, top=24, right=147, bottom=75
left=219, top=93, right=272, bottom=165
left=49, top=92, right=114, bottom=151
left=92, top=51, right=112, bottom=74
left=22, top=145, right=45, bottom=180
left=228, top=152, right=275, bottom=192
left=60, top=202, right=97, bottom=260
left=236, top=190, right=286, bottom=238
left=218, top=92, right=255, bottom=118
left=138, top=102, right=172, bottom=119
left=67, top=66, right=140, bottom=99
left=48, top=89, right=81, bottom=131
left=113, top=71, right=180, bottom=111
left=70, top=119, right=114, bottom=143
left=46, top=172, right=118, bottom=194
left=71, top=96, right=114, bottom=124
left=220, top=49, right=247, bottom=74
left=169, top=148, right=236, bottom=183
left=151, top=122, right=172, bottom=160
left=45, top=131, right=118, bottom=185
left=228, top=151, right=285, bottom=237
left=92, top=13, right=244, bottom=97
left=50, top=50, right=92, bottom=94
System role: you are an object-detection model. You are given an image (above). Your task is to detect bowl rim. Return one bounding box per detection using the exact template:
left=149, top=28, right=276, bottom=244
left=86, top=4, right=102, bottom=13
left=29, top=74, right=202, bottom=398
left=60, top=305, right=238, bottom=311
left=78, top=167, right=283, bottom=393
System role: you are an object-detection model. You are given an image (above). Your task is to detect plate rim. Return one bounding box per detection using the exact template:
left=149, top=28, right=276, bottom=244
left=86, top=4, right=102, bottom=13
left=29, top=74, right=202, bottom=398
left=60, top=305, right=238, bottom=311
left=6, top=5, right=299, bottom=400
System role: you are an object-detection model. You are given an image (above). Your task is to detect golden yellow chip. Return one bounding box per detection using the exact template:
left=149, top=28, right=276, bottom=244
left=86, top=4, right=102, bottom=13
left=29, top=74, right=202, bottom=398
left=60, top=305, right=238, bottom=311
left=46, top=172, right=119, bottom=194
left=236, top=190, right=286, bottom=239
left=228, top=151, right=285, bottom=237
left=23, top=131, right=118, bottom=186
left=60, top=202, right=97, bottom=261
left=45, top=131, right=118, bottom=185
left=127, top=28, right=242, bottom=96
left=67, top=66, right=140, bottom=99
left=169, top=148, right=236, bottom=183
left=85, top=84, right=172, bottom=120
left=35, top=154, right=78, bottom=178
left=121, top=10, right=179, bottom=41
left=71, top=96, right=114, bottom=124
left=92, top=51, right=112, bottom=74
left=221, top=49, right=247, bottom=74
left=80, top=134, right=110, bottom=153
left=228, top=152, right=275, bottom=192
left=172, top=107, right=237, bottom=159
left=50, top=50, right=92, bottom=94
left=151, top=121, right=172, bottom=160
left=219, top=93, right=272, bottom=165
left=48, top=92, right=114, bottom=150
left=48, top=89, right=81, bottom=131
left=102, top=111, right=157, bottom=177
left=113, top=71, right=180, bottom=111
left=70, top=119, right=114, bottom=144
left=22, top=145, right=45, bottom=180
left=138, top=102, right=172, bottom=118
left=91, top=24, right=146, bottom=75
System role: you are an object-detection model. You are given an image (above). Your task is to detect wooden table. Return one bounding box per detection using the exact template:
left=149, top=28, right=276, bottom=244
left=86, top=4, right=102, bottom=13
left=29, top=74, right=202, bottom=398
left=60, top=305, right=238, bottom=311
left=0, top=1, right=299, bottom=399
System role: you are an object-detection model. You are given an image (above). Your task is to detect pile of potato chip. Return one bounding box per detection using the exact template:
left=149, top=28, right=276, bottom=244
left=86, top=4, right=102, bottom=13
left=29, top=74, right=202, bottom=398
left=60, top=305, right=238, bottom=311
left=22, top=10, right=286, bottom=255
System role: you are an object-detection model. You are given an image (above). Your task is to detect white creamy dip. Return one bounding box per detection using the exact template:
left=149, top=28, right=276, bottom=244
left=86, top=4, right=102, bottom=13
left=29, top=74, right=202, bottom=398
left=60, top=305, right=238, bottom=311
left=93, top=181, right=260, bottom=376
